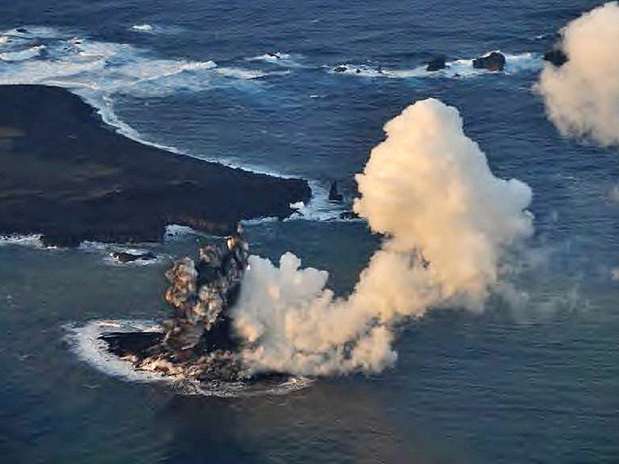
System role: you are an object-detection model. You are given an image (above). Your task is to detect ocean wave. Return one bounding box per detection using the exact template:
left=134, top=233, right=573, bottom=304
left=215, top=67, right=268, bottom=80
left=328, top=51, right=543, bottom=79
left=65, top=319, right=313, bottom=397
left=246, top=52, right=305, bottom=68
left=65, top=320, right=168, bottom=383
left=1, top=26, right=63, bottom=39
left=131, top=24, right=154, bottom=33
left=0, top=30, right=218, bottom=95
left=0, top=233, right=45, bottom=249
left=216, top=67, right=290, bottom=80
left=0, top=44, right=45, bottom=61
left=0, top=26, right=301, bottom=171
left=248, top=51, right=290, bottom=62
left=0, top=26, right=286, bottom=97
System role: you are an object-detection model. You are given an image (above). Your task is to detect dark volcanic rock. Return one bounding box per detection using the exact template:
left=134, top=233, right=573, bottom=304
left=0, top=85, right=311, bottom=247
left=111, top=250, right=157, bottom=263
left=328, top=180, right=343, bottom=202
left=100, top=232, right=251, bottom=381
left=339, top=210, right=359, bottom=220
left=543, top=48, right=568, bottom=67
left=472, top=51, right=506, bottom=71
left=100, top=331, right=163, bottom=358
left=333, top=66, right=347, bottom=73
left=426, top=56, right=447, bottom=71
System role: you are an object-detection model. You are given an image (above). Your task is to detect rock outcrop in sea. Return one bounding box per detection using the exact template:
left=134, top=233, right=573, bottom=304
left=328, top=180, right=343, bottom=202
left=110, top=250, right=157, bottom=264
left=426, top=55, right=447, bottom=71
left=543, top=48, right=568, bottom=67
left=472, top=51, right=506, bottom=71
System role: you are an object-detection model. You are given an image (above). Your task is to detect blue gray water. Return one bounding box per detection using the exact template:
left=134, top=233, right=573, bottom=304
left=1, top=1, right=618, bottom=462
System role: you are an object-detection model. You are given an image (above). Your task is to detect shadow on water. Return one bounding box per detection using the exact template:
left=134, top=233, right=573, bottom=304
left=152, top=379, right=462, bottom=464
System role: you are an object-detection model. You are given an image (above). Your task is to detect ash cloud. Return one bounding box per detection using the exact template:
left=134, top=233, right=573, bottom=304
left=537, top=2, right=619, bottom=147
left=232, top=99, right=534, bottom=376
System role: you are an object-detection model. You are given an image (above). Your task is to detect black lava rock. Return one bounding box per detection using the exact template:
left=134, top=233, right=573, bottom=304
left=329, top=181, right=343, bottom=202
left=472, top=51, right=506, bottom=71
left=111, top=251, right=157, bottom=263
left=426, top=56, right=447, bottom=71
left=543, top=48, right=568, bottom=67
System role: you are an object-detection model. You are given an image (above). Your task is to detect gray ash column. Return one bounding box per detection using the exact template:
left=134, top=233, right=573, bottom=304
left=162, top=228, right=249, bottom=357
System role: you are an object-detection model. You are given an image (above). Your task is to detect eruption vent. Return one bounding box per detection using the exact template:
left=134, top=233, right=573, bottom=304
left=537, top=2, right=619, bottom=147
left=232, top=99, right=534, bottom=376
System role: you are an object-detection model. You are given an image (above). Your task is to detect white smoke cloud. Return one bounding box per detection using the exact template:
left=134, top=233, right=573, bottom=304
left=537, top=2, right=619, bottom=146
left=232, top=99, right=534, bottom=376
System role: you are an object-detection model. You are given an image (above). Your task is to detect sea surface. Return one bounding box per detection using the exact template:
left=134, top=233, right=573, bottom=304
left=1, top=1, right=618, bottom=463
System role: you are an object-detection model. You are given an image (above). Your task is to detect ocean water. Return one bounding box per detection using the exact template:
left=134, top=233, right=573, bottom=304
left=1, top=1, right=618, bottom=463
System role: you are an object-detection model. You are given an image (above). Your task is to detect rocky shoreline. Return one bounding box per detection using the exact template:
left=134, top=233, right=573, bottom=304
left=0, top=85, right=311, bottom=247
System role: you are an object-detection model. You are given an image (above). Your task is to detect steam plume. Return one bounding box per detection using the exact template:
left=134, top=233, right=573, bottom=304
left=232, top=99, right=534, bottom=376
left=537, top=2, right=619, bottom=146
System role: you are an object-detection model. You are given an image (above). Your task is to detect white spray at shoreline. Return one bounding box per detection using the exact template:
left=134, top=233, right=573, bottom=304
left=232, top=98, right=534, bottom=376
left=536, top=2, right=619, bottom=147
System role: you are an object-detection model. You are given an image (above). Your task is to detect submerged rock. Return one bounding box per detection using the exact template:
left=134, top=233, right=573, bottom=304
left=472, top=51, right=506, bottom=71
left=111, top=250, right=157, bottom=263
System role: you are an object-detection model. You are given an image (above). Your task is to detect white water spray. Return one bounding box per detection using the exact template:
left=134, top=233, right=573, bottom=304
left=537, top=2, right=619, bottom=147
left=232, top=99, right=534, bottom=376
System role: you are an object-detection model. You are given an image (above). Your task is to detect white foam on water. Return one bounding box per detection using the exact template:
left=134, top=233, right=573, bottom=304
left=65, top=320, right=170, bottom=383
left=246, top=52, right=306, bottom=68
left=78, top=241, right=164, bottom=266
left=240, top=216, right=280, bottom=226
left=247, top=51, right=291, bottom=63
left=504, top=52, right=543, bottom=74
left=215, top=67, right=290, bottom=80
left=164, top=224, right=211, bottom=241
left=327, top=64, right=388, bottom=78
left=215, top=67, right=268, bottom=80
left=328, top=52, right=542, bottom=80
left=0, top=234, right=45, bottom=248
left=0, top=26, right=293, bottom=169
left=181, top=375, right=314, bottom=398
left=3, top=26, right=63, bottom=39
left=0, top=44, right=45, bottom=61
left=131, top=24, right=154, bottom=33
left=287, top=180, right=352, bottom=222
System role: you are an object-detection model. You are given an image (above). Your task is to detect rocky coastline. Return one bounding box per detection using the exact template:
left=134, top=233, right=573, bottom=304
left=0, top=85, right=311, bottom=247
